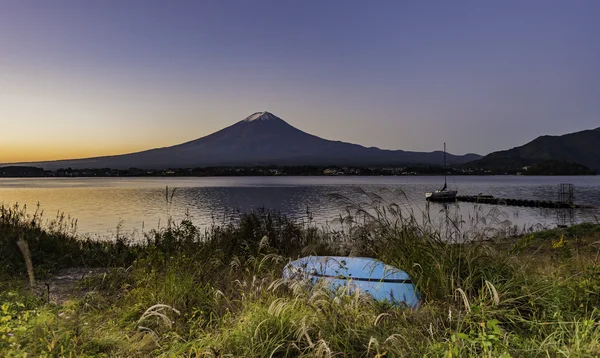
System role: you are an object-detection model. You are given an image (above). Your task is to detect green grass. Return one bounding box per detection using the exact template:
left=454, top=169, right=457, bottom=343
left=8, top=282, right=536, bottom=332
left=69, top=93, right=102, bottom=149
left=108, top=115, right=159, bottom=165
left=1, top=201, right=600, bottom=357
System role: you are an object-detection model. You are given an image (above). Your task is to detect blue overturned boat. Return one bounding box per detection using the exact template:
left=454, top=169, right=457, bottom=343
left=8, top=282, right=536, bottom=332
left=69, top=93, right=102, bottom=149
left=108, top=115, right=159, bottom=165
left=283, top=256, right=420, bottom=309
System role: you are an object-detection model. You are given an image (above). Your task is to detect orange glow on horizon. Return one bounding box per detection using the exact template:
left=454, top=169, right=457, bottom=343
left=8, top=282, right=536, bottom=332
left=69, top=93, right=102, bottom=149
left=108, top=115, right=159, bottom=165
left=0, top=144, right=160, bottom=164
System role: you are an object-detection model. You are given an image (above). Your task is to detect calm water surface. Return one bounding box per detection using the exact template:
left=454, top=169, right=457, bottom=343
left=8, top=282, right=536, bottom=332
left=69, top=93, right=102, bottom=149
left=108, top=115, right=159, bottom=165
left=1, top=176, right=599, bottom=237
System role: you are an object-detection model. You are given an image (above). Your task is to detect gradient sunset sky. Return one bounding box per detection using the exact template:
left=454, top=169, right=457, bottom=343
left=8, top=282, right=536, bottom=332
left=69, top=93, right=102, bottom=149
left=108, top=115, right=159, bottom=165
left=1, top=0, right=599, bottom=163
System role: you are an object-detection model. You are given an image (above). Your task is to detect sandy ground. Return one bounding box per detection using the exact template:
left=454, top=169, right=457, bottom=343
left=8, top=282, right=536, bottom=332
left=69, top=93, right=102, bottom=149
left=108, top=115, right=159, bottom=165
left=35, top=268, right=110, bottom=305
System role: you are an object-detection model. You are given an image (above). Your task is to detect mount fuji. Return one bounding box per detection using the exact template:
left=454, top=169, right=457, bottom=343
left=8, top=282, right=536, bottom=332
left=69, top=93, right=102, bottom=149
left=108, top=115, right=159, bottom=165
left=10, top=112, right=480, bottom=170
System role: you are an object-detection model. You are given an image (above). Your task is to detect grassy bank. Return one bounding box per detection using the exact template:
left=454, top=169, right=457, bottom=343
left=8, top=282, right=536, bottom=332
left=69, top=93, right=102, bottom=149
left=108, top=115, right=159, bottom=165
left=1, top=202, right=600, bottom=357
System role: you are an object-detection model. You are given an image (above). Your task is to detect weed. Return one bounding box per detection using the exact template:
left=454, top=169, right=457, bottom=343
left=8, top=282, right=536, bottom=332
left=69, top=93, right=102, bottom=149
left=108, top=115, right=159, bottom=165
left=1, top=201, right=600, bottom=356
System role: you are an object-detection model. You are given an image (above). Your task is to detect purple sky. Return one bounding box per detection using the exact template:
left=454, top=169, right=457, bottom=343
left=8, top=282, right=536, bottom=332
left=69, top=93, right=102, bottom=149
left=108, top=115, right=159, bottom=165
left=1, top=0, right=599, bottom=161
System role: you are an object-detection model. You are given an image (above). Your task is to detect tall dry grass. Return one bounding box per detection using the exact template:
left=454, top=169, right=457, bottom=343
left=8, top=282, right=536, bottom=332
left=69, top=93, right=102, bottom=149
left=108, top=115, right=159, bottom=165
left=1, top=192, right=600, bottom=356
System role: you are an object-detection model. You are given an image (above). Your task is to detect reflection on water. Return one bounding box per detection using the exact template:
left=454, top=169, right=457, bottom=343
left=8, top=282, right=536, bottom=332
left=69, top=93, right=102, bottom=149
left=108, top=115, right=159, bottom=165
left=0, top=176, right=598, bottom=237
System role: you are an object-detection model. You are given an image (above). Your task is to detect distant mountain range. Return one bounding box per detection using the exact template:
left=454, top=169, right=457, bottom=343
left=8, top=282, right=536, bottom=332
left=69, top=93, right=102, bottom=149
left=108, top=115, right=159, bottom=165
left=6, top=112, right=480, bottom=170
left=470, top=127, right=600, bottom=171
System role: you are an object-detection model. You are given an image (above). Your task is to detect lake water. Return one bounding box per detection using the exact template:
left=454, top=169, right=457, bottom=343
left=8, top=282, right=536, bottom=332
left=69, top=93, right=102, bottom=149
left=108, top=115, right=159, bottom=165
left=1, top=176, right=599, bottom=238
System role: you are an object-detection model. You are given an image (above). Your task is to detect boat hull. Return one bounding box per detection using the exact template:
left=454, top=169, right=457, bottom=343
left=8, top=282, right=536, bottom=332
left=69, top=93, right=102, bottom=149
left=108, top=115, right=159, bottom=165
left=283, top=256, right=420, bottom=308
left=425, top=190, right=458, bottom=202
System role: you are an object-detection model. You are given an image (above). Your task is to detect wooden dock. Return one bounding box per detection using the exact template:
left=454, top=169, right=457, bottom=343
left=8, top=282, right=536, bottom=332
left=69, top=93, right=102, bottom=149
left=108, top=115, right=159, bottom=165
left=445, top=195, right=595, bottom=209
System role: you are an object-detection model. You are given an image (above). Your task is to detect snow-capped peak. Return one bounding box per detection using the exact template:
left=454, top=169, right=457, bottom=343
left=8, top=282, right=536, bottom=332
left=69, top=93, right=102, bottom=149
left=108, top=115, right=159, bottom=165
left=242, top=111, right=279, bottom=122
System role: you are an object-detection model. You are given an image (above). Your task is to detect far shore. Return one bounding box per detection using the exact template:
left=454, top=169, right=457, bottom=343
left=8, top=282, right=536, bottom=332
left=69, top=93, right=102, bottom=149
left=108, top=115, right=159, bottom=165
left=1, top=164, right=597, bottom=178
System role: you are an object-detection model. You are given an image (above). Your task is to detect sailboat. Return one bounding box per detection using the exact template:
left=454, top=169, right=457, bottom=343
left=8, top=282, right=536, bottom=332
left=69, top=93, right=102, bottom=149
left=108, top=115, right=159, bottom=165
left=425, top=143, right=457, bottom=202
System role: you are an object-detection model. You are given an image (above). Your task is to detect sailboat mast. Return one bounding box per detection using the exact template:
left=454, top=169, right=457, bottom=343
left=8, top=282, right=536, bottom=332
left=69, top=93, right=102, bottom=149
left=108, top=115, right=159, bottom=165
left=444, top=143, right=447, bottom=187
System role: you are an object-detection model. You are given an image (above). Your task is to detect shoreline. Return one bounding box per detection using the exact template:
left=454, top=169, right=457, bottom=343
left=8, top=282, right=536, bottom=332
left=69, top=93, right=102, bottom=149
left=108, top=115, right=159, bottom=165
left=2, top=204, right=600, bottom=356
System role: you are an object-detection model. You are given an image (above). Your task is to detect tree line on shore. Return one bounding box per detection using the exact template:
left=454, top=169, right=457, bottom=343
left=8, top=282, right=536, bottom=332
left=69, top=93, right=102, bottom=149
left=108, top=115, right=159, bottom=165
left=1, top=159, right=596, bottom=178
